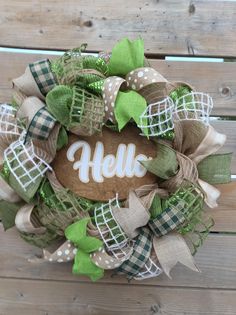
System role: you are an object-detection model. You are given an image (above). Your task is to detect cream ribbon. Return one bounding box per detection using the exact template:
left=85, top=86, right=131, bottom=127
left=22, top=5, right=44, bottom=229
left=15, top=204, right=46, bottom=234
left=153, top=232, right=199, bottom=278
left=13, top=66, right=45, bottom=100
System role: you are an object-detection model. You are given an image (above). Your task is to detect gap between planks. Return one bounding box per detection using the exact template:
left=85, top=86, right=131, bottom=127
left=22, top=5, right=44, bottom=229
left=0, top=278, right=236, bottom=315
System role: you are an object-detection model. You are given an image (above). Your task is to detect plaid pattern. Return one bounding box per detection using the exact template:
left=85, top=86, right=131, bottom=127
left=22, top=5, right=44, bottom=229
left=149, top=205, right=185, bottom=237
left=117, top=227, right=153, bottom=279
left=29, top=59, right=56, bottom=96
left=27, top=107, right=56, bottom=140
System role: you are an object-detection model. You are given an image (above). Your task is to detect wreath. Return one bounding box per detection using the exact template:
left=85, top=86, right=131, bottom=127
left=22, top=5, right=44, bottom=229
left=0, top=38, right=232, bottom=281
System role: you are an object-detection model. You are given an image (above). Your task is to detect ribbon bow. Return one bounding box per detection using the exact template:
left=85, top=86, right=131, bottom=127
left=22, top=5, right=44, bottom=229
left=65, top=217, right=104, bottom=281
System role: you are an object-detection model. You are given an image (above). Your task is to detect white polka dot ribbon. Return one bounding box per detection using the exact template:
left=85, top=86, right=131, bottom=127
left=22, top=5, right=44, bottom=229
left=91, top=245, right=133, bottom=270
left=102, top=68, right=168, bottom=123
left=125, top=67, right=167, bottom=92
left=43, top=240, right=77, bottom=263
left=102, top=76, right=126, bottom=122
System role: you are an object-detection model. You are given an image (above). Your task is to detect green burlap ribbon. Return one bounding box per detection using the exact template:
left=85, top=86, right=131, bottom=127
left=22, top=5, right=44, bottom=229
left=65, top=218, right=104, bottom=281
left=197, top=153, right=232, bottom=185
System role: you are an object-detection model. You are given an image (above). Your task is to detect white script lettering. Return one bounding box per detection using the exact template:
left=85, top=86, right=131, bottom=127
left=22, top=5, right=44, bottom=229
left=67, top=141, right=150, bottom=183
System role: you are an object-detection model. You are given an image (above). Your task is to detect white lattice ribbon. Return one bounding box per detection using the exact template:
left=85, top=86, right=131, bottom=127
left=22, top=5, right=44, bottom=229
left=91, top=245, right=133, bottom=270
left=15, top=204, right=46, bottom=234
left=173, top=92, right=213, bottom=124
left=153, top=232, right=199, bottom=278
left=0, top=104, right=23, bottom=163
left=138, top=97, right=175, bottom=137
left=4, top=137, right=52, bottom=191
left=94, top=196, right=128, bottom=251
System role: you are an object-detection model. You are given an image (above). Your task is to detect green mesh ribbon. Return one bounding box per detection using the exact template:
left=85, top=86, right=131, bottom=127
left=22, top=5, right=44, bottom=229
left=169, top=85, right=192, bottom=105
left=20, top=229, right=59, bottom=248
left=37, top=180, right=97, bottom=235
left=46, top=85, right=104, bottom=135
left=164, top=183, right=213, bottom=254
left=51, top=46, right=108, bottom=88
left=149, top=183, right=205, bottom=237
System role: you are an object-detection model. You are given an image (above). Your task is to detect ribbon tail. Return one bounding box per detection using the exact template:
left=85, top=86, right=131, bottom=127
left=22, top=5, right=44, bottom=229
left=153, top=233, right=199, bottom=278
left=189, top=125, right=226, bottom=164
left=43, top=240, right=77, bottom=263
left=198, top=179, right=221, bottom=208
left=15, top=204, right=46, bottom=234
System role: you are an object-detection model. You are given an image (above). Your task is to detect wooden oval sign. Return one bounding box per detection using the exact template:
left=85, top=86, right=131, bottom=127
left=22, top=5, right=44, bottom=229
left=52, top=126, right=157, bottom=201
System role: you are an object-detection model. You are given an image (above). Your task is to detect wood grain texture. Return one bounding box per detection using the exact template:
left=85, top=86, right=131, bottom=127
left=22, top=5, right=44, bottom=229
left=1, top=52, right=236, bottom=116
left=1, top=278, right=236, bottom=315
left=1, top=0, right=236, bottom=57
left=1, top=224, right=236, bottom=289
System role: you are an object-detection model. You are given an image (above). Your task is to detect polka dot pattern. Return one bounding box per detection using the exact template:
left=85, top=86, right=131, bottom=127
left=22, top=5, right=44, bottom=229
left=125, top=67, right=167, bottom=92
left=43, top=240, right=77, bottom=263
left=102, top=76, right=126, bottom=122
left=91, top=246, right=132, bottom=270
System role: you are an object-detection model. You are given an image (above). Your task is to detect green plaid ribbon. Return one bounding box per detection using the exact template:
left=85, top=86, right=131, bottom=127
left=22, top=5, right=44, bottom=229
left=27, top=107, right=56, bottom=140
left=29, top=59, right=57, bottom=96
left=117, top=227, right=153, bottom=279
left=149, top=205, right=185, bottom=237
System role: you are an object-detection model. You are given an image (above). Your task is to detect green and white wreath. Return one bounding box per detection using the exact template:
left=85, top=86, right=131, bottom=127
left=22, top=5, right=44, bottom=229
left=0, top=38, right=232, bottom=281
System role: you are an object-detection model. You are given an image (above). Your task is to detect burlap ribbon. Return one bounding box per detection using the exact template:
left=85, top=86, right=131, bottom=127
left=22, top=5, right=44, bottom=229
left=153, top=232, right=199, bottom=278
left=112, top=185, right=168, bottom=239
left=13, top=59, right=57, bottom=101
left=43, top=240, right=77, bottom=263
left=172, top=121, right=227, bottom=207
left=102, top=67, right=169, bottom=124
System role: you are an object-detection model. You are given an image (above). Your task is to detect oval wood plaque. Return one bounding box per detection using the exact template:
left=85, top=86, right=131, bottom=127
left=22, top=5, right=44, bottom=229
left=52, top=126, right=157, bottom=201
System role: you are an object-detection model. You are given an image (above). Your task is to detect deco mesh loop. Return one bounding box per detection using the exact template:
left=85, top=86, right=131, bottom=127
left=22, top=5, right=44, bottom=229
left=94, top=196, right=128, bottom=251
left=173, top=92, right=213, bottom=124
left=4, top=138, right=51, bottom=191
left=138, top=97, right=175, bottom=137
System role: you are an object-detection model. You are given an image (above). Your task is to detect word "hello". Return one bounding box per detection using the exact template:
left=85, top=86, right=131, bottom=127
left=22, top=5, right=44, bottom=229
left=67, top=141, right=150, bottom=183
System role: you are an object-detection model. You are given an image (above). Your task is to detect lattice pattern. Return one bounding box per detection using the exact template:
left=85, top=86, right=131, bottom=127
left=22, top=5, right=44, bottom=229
left=38, top=180, right=95, bottom=235
left=94, top=196, right=128, bottom=250
left=165, top=184, right=204, bottom=222
left=108, top=242, right=134, bottom=260
left=0, top=104, right=22, bottom=136
left=173, top=92, right=213, bottom=124
left=4, top=138, right=51, bottom=191
left=138, top=97, right=174, bottom=137
left=69, top=87, right=104, bottom=135
left=133, top=256, right=162, bottom=280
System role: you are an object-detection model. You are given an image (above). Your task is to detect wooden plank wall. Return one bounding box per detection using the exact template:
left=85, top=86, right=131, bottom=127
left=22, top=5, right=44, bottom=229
left=0, top=1, right=236, bottom=314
